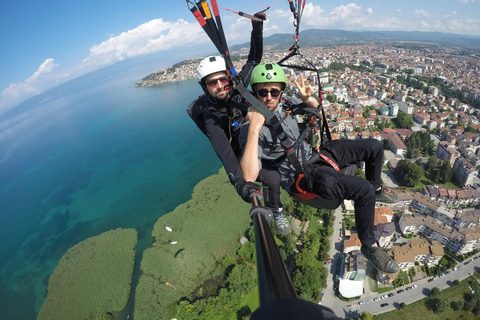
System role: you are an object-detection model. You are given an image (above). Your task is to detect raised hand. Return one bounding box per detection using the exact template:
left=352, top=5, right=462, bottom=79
left=294, top=74, right=319, bottom=108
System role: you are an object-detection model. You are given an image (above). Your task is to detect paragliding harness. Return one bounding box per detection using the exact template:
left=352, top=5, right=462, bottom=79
left=187, top=0, right=356, bottom=210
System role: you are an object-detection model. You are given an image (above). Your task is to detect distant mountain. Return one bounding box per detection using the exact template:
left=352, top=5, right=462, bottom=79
left=4, top=29, right=479, bottom=116
left=231, top=29, right=480, bottom=51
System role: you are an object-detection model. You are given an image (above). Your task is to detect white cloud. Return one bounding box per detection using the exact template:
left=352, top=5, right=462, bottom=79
left=3, top=3, right=480, bottom=111
left=299, top=3, right=402, bottom=31
left=0, top=18, right=206, bottom=112
left=415, top=9, right=431, bottom=18
left=81, top=18, right=204, bottom=69
left=0, top=59, right=67, bottom=113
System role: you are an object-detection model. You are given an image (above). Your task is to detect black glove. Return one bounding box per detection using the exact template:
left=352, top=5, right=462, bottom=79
left=254, top=12, right=267, bottom=21
left=235, top=180, right=262, bottom=203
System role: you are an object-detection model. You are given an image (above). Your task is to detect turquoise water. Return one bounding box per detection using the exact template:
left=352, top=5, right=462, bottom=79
left=0, top=61, right=222, bottom=319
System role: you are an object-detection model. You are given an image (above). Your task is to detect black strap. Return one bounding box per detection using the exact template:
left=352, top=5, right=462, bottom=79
left=187, top=0, right=321, bottom=178
left=277, top=45, right=332, bottom=144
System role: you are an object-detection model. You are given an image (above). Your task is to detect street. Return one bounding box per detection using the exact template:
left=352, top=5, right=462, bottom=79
left=319, top=207, right=480, bottom=319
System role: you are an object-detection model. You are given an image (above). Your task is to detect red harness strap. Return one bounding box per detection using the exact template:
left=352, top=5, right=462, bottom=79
left=293, top=153, right=341, bottom=200
left=319, top=154, right=340, bottom=172
left=294, top=174, right=320, bottom=200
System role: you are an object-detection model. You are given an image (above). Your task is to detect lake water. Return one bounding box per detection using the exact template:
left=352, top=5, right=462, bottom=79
left=0, top=58, right=222, bottom=319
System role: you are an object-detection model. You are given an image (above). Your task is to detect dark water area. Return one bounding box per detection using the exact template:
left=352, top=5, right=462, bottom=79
left=0, top=58, right=221, bottom=319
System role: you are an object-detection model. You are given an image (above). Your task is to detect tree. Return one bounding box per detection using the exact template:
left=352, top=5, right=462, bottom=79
left=237, top=242, right=256, bottom=263
left=382, top=139, right=390, bottom=150
left=408, top=267, right=416, bottom=278
left=358, top=312, right=374, bottom=320
left=294, top=202, right=317, bottom=221
left=415, top=158, right=423, bottom=167
left=395, top=160, right=423, bottom=187
left=293, top=265, right=327, bottom=302
left=430, top=287, right=440, bottom=297
left=395, top=112, right=415, bottom=128
left=393, top=278, right=404, bottom=288
left=414, top=149, right=421, bottom=158
left=439, top=161, right=453, bottom=183
left=427, top=297, right=449, bottom=313
left=464, top=298, right=476, bottom=312
left=406, top=148, right=416, bottom=159
left=451, top=300, right=462, bottom=311
left=236, top=306, right=252, bottom=320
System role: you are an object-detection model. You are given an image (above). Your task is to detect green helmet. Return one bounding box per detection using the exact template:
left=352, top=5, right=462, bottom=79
left=250, top=63, right=287, bottom=88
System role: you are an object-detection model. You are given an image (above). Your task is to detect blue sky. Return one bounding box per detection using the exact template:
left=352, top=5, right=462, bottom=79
left=1, top=0, right=479, bottom=112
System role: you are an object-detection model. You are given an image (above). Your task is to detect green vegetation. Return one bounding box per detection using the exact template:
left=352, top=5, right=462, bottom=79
left=375, top=275, right=480, bottom=320
left=392, top=271, right=410, bottom=288
left=404, top=131, right=435, bottom=157
left=38, top=228, right=138, bottom=320
left=133, top=170, right=253, bottom=320
left=423, top=155, right=453, bottom=184
left=176, top=256, right=258, bottom=320
left=37, top=169, right=334, bottom=320
left=318, top=62, right=368, bottom=73
left=394, top=160, right=423, bottom=187
left=391, top=112, right=414, bottom=129
left=392, top=129, right=460, bottom=189
left=131, top=170, right=335, bottom=319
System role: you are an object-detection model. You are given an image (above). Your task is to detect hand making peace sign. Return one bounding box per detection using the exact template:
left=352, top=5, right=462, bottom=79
left=293, top=74, right=320, bottom=108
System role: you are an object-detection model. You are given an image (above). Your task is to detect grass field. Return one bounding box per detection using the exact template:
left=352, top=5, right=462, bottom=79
left=133, top=169, right=253, bottom=320
left=375, top=276, right=479, bottom=320
left=395, top=171, right=458, bottom=191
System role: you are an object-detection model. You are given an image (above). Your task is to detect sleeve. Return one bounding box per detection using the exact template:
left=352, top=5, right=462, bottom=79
left=203, top=112, right=243, bottom=184
left=186, top=95, right=207, bottom=134
left=238, top=14, right=264, bottom=85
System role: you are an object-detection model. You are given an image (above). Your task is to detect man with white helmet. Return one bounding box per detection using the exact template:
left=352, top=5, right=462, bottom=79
left=187, top=13, right=291, bottom=235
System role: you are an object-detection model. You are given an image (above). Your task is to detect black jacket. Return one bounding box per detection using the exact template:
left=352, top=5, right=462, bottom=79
left=187, top=19, right=263, bottom=185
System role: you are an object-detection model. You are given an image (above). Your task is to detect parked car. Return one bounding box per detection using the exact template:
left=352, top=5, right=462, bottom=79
left=406, top=286, right=412, bottom=290
left=428, top=278, right=435, bottom=282
left=413, top=284, right=418, bottom=288
left=373, top=297, right=380, bottom=302
left=380, top=303, right=389, bottom=307
left=388, top=293, right=395, bottom=297
left=381, top=294, right=388, bottom=299
left=397, top=289, right=405, bottom=294
left=358, top=301, right=365, bottom=305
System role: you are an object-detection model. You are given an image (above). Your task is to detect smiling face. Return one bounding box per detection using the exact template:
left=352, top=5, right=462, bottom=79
left=254, top=82, right=283, bottom=112
left=204, top=71, right=230, bottom=101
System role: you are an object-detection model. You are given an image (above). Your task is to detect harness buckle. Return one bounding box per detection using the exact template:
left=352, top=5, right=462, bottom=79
left=294, top=174, right=320, bottom=200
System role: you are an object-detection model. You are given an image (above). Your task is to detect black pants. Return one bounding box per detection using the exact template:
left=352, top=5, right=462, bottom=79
left=310, top=139, right=383, bottom=247
left=257, top=167, right=282, bottom=212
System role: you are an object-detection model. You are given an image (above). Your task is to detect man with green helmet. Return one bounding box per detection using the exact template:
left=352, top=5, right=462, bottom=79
left=239, top=62, right=400, bottom=274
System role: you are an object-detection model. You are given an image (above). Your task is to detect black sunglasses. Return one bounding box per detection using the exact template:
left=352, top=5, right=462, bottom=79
left=205, top=76, right=230, bottom=88
left=257, top=88, right=282, bottom=98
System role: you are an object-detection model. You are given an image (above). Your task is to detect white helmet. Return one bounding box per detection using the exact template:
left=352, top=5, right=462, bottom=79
left=197, top=56, right=226, bottom=82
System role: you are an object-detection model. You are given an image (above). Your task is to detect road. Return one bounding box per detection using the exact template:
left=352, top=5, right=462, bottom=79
left=319, top=206, right=480, bottom=319
left=381, top=169, right=399, bottom=188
